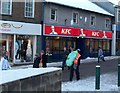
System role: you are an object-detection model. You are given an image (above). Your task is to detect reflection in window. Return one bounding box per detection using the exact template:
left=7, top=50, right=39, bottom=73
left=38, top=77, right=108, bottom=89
left=1, top=0, right=12, bottom=15
left=45, top=37, right=76, bottom=54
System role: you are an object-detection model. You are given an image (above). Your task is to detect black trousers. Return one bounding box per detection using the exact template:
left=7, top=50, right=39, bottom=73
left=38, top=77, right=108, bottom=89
left=70, top=64, right=80, bottom=81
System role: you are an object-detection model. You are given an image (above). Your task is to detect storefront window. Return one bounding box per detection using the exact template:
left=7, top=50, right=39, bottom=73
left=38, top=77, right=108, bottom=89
left=90, top=39, right=94, bottom=53
left=16, top=35, right=33, bottom=62
left=86, top=39, right=111, bottom=56
left=46, top=37, right=76, bottom=54
left=94, top=40, right=98, bottom=53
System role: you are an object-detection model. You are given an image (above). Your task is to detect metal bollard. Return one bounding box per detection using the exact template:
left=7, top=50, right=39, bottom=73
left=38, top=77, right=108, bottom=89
left=118, top=64, right=120, bottom=87
left=95, top=65, right=100, bottom=90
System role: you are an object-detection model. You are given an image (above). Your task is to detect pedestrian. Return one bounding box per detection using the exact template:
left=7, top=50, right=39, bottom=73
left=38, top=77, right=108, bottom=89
left=62, top=47, right=68, bottom=70
left=70, top=49, right=81, bottom=81
left=98, top=47, right=105, bottom=63
left=4, top=51, right=9, bottom=61
left=33, top=53, right=40, bottom=68
left=40, top=50, right=47, bottom=68
left=69, top=46, right=73, bottom=53
left=1, top=52, right=11, bottom=70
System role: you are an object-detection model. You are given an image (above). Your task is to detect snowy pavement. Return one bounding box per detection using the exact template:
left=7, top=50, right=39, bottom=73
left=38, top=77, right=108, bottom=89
left=62, top=72, right=119, bottom=92
left=11, top=56, right=120, bottom=69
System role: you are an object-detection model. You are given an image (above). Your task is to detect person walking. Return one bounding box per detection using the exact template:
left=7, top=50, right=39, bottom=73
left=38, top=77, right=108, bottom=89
left=33, top=53, right=40, bottom=68
left=98, top=47, right=105, bottom=63
left=40, top=50, right=47, bottom=68
left=62, top=47, right=68, bottom=70
left=1, top=52, right=11, bottom=70
left=70, top=49, right=81, bottom=81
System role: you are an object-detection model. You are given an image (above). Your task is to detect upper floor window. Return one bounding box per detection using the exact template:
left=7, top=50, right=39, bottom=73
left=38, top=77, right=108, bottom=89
left=1, top=0, right=12, bottom=15
left=50, top=8, right=57, bottom=21
left=105, top=18, right=111, bottom=29
left=90, top=15, right=96, bottom=27
left=72, top=12, right=78, bottom=24
left=117, top=9, right=120, bottom=22
left=25, top=0, right=34, bottom=18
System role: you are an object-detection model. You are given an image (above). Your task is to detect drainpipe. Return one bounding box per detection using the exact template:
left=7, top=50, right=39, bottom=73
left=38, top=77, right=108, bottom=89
left=112, top=24, right=116, bottom=55
left=41, top=1, right=46, bottom=51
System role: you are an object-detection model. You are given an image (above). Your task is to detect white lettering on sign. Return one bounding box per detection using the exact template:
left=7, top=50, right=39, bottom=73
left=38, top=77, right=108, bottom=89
left=61, top=28, right=71, bottom=34
left=92, top=32, right=99, bottom=36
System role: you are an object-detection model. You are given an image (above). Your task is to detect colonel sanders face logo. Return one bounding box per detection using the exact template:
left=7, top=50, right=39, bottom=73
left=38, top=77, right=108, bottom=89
left=80, top=28, right=86, bottom=37
left=102, top=31, right=107, bottom=38
left=49, top=26, right=58, bottom=34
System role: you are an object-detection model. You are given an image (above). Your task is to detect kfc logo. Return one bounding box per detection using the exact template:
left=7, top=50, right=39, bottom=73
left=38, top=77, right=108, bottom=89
left=61, top=28, right=71, bottom=34
left=92, top=32, right=99, bottom=36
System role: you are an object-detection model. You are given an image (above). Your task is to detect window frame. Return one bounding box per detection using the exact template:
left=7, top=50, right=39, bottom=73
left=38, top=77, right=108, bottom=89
left=72, top=12, right=79, bottom=24
left=90, top=15, right=96, bottom=27
left=1, top=0, right=12, bottom=15
left=117, top=8, right=120, bottom=22
left=24, top=0, right=35, bottom=18
left=50, top=8, right=57, bottom=22
left=105, top=18, right=111, bottom=29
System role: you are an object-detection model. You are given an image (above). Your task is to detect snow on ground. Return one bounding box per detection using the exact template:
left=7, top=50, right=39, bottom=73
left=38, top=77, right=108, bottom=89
left=11, top=56, right=120, bottom=69
left=0, top=67, right=61, bottom=84
left=80, top=56, right=120, bottom=64
left=62, top=72, right=119, bottom=91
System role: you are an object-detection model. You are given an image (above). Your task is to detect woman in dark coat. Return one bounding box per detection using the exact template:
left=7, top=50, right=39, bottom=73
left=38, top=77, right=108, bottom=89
left=33, top=53, right=40, bottom=68
left=40, top=50, right=47, bottom=68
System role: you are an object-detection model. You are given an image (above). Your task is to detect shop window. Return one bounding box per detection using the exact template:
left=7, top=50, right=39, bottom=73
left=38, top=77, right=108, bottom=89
left=85, top=39, right=90, bottom=53
left=45, top=37, right=76, bottom=54
left=103, top=40, right=106, bottom=51
left=25, top=0, right=34, bottom=18
left=16, top=35, right=33, bottom=62
left=90, top=39, right=94, bottom=53
left=1, top=0, right=12, bottom=15
left=50, top=8, right=57, bottom=21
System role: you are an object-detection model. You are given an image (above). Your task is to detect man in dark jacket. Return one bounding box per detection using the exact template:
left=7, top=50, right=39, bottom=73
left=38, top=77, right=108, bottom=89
left=33, top=53, right=40, bottom=68
left=62, top=47, right=68, bottom=70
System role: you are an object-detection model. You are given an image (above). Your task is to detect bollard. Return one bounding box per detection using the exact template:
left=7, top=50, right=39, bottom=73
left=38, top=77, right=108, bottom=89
left=118, top=64, right=120, bottom=87
left=95, top=65, right=100, bottom=90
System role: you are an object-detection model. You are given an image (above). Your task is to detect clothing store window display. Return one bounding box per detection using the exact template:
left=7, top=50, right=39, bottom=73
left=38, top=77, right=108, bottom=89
left=15, top=40, right=21, bottom=60
left=20, top=39, right=28, bottom=62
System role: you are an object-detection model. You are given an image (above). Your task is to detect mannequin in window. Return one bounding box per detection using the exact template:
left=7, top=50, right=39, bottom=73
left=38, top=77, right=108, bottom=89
left=50, top=26, right=58, bottom=34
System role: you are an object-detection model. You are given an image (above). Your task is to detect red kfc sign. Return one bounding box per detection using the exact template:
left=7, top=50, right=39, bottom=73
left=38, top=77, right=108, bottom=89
left=44, top=25, right=112, bottom=39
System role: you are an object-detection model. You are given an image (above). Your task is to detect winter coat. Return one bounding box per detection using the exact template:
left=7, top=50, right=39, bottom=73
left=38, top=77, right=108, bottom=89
left=33, top=57, right=40, bottom=68
left=42, top=54, right=47, bottom=68
left=98, top=49, right=104, bottom=57
left=1, top=57, right=11, bottom=70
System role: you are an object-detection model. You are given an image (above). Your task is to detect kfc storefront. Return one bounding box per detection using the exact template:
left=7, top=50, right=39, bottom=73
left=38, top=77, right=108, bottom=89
left=44, top=25, right=112, bottom=61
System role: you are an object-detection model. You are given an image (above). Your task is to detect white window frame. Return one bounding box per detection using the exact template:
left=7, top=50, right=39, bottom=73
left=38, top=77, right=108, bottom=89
left=90, top=15, right=96, bottom=27
left=72, top=12, right=79, bottom=24
left=117, top=9, right=120, bottom=22
left=24, top=0, right=35, bottom=18
left=1, top=0, right=12, bottom=15
left=105, top=18, right=111, bottom=29
left=50, top=8, right=57, bottom=22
